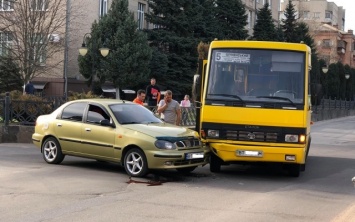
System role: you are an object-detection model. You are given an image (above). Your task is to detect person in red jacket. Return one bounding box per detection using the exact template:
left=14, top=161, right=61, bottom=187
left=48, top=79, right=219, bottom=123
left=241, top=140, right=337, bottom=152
left=146, top=78, right=160, bottom=106
left=132, top=89, right=146, bottom=105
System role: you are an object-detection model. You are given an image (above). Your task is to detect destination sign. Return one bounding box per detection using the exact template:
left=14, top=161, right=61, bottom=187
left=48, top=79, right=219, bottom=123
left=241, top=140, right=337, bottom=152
left=215, top=52, right=250, bottom=63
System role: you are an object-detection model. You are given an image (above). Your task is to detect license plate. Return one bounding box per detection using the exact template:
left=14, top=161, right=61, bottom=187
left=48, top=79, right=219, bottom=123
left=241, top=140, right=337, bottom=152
left=186, top=152, right=204, bottom=160
left=236, top=150, right=263, bottom=157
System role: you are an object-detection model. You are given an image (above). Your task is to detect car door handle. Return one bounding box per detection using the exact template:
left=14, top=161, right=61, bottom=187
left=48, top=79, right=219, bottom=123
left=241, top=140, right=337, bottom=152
left=56, top=123, right=62, bottom=127
left=85, top=128, right=91, bottom=131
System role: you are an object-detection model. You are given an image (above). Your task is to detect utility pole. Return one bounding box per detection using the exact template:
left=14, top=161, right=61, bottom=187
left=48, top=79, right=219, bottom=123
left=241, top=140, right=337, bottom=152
left=63, top=0, right=71, bottom=101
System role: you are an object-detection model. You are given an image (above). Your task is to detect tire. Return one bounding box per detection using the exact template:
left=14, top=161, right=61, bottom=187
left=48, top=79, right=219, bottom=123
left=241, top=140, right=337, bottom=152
left=301, top=139, right=311, bottom=172
left=210, top=153, right=222, bottom=173
left=176, top=166, right=197, bottom=174
left=42, top=137, right=65, bottom=164
left=288, top=164, right=301, bottom=177
left=124, top=148, right=149, bottom=177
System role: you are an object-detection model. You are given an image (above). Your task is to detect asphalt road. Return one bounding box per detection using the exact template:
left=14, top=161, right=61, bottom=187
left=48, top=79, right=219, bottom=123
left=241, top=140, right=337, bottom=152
left=1, top=117, right=355, bottom=222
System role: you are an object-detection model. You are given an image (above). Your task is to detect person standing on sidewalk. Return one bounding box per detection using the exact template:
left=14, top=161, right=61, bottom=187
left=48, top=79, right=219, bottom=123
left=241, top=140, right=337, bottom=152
left=157, top=90, right=181, bottom=125
left=132, top=89, right=146, bottom=106
left=146, top=77, right=160, bottom=107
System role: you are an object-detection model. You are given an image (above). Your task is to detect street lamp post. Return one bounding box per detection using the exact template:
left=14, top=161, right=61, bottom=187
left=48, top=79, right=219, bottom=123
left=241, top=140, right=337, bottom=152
left=345, top=72, right=350, bottom=100
left=79, top=33, right=110, bottom=93
left=322, top=65, right=329, bottom=99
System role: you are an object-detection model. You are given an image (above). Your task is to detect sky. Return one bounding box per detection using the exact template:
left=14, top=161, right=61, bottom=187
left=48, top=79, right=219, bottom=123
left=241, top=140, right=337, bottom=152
left=331, top=0, right=355, bottom=31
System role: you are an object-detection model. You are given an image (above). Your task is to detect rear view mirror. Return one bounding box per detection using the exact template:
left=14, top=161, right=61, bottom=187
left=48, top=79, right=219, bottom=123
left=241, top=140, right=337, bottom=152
left=100, top=119, right=115, bottom=127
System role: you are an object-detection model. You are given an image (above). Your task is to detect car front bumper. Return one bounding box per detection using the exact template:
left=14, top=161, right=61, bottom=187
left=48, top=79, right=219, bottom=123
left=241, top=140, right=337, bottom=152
left=145, top=148, right=210, bottom=169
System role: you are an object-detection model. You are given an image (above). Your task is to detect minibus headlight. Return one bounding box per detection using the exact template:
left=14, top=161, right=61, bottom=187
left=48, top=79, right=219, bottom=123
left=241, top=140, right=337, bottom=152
left=285, top=134, right=298, bottom=143
left=285, top=134, right=306, bottom=143
left=207, top=130, right=220, bottom=138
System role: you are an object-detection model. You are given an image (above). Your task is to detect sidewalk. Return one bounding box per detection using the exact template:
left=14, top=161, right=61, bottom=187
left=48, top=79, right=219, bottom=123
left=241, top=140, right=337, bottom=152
left=331, top=203, right=355, bottom=222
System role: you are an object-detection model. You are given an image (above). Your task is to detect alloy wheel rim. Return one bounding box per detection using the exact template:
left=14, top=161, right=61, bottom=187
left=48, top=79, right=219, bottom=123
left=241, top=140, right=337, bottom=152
left=43, top=141, right=57, bottom=161
left=126, top=152, right=143, bottom=175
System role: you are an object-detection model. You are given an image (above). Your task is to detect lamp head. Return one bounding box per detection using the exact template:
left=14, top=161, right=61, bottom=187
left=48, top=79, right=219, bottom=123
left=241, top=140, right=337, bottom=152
left=79, top=43, right=88, bottom=56
left=99, top=47, right=110, bottom=57
left=322, top=66, right=328, bottom=74
left=345, top=73, right=350, bottom=80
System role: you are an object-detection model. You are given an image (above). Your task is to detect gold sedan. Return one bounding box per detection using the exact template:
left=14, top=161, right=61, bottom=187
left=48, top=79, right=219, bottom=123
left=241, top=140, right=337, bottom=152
left=32, top=99, right=209, bottom=177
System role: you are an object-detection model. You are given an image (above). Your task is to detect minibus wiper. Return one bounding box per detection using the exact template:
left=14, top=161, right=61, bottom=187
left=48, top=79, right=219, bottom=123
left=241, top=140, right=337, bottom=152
left=209, top=94, right=245, bottom=103
left=256, top=96, right=296, bottom=106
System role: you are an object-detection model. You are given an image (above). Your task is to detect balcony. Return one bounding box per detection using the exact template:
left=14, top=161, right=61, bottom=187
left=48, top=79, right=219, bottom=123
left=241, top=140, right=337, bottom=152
left=337, top=40, right=346, bottom=54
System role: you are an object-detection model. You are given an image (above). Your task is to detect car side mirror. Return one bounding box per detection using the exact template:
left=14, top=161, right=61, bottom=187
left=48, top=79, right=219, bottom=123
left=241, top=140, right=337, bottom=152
left=100, top=119, right=115, bottom=127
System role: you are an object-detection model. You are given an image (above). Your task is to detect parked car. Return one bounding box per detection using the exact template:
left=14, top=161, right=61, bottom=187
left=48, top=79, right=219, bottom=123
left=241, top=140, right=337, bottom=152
left=32, top=99, right=209, bottom=177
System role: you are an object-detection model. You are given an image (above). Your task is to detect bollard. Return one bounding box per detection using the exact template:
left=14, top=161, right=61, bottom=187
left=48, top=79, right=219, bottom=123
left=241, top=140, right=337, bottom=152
left=4, top=92, right=10, bottom=126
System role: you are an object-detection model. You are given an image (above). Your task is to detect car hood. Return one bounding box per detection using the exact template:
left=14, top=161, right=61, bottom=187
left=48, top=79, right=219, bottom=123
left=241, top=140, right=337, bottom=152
left=123, top=123, right=196, bottom=138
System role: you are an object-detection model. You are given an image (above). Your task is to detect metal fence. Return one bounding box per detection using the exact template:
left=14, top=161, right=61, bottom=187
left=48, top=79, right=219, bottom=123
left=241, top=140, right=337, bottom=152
left=0, top=93, right=64, bottom=126
left=145, top=106, right=196, bottom=127
left=6, top=96, right=350, bottom=127
left=312, top=98, right=355, bottom=112
left=0, top=94, right=197, bottom=127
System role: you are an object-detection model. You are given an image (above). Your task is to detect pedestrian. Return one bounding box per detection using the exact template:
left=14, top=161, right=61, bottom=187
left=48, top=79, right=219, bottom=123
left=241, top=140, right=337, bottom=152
left=25, top=81, right=35, bottom=95
left=180, top=94, right=191, bottom=107
left=146, top=77, right=160, bottom=107
left=157, top=90, right=181, bottom=125
left=132, top=89, right=146, bottom=105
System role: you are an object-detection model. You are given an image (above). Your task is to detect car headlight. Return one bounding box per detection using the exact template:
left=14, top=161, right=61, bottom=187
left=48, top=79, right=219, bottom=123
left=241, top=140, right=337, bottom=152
left=207, top=130, right=220, bottom=138
left=155, top=140, right=176, bottom=150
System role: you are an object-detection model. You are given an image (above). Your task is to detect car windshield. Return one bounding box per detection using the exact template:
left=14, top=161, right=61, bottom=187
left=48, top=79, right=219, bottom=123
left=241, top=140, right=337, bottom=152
left=206, top=49, right=305, bottom=105
left=109, top=104, right=162, bottom=124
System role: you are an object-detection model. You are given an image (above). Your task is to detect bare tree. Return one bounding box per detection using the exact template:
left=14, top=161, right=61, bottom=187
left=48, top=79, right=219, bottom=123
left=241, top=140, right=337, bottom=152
left=0, top=0, right=67, bottom=86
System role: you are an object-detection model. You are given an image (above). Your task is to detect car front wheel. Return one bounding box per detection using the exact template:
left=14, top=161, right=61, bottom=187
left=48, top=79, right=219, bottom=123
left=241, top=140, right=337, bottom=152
left=124, top=148, right=148, bottom=177
left=42, top=137, right=65, bottom=164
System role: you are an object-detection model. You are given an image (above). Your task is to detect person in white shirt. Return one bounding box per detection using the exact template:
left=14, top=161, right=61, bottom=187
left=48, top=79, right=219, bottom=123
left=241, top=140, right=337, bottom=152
left=157, top=90, right=181, bottom=125
left=180, top=95, right=191, bottom=107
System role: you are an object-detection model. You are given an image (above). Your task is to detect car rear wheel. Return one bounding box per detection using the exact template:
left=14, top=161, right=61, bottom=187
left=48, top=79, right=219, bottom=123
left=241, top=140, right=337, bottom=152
left=124, top=148, right=148, bottom=177
left=42, top=137, right=65, bottom=164
left=176, top=166, right=197, bottom=174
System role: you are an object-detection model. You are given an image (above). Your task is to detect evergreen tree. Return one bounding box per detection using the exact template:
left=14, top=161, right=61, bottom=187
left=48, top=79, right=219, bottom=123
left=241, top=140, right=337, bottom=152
left=0, top=56, right=22, bottom=92
left=78, top=0, right=152, bottom=97
left=281, top=0, right=298, bottom=42
left=146, top=0, right=210, bottom=95
left=214, top=0, right=248, bottom=40
left=253, top=3, right=277, bottom=41
left=295, top=22, right=315, bottom=50
left=327, top=63, right=340, bottom=99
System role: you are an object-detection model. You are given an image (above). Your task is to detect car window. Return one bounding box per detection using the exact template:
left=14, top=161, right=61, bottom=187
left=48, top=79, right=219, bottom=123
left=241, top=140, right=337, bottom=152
left=86, top=105, right=110, bottom=124
left=61, top=102, right=86, bottom=122
left=109, top=104, right=162, bottom=124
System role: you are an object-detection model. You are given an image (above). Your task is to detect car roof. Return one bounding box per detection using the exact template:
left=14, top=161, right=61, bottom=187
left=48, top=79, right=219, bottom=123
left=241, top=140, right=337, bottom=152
left=70, top=99, right=135, bottom=106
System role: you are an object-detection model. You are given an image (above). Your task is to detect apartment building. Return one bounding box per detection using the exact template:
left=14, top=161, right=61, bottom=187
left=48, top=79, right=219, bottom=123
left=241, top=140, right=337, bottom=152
left=281, top=0, right=355, bottom=68
left=0, top=0, right=67, bottom=96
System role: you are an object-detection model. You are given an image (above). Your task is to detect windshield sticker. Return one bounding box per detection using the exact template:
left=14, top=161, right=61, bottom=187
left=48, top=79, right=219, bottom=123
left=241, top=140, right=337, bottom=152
left=215, top=52, right=250, bottom=63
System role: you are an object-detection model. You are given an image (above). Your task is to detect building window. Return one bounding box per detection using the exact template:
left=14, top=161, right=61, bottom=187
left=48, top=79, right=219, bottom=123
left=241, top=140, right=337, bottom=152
left=247, top=10, right=252, bottom=29
left=265, top=0, right=271, bottom=8
left=302, top=11, right=310, bottom=19
left=325, top=11, right=332, bottom=19
left=0, top=0, right=14, bottom=11
left=0, top=32, right=12, bottom=56
left=30, top=34, right=46, bottom=66
left=322, top=39, right=332, bottom=48
left=313, top=12, right=320, bottom=19
left=31, top=0, right=49, bottom=11
left=99, top=0, right=108, bottom=17
left=138, top=2, right=145, bottom=30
